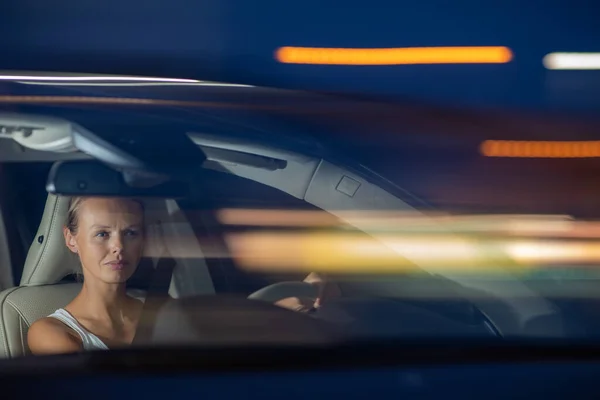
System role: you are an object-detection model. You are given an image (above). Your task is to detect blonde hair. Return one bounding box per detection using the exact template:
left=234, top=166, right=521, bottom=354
left=65, top=196, right=146, bottom=234
left=65, top=196, right=86, bottom=234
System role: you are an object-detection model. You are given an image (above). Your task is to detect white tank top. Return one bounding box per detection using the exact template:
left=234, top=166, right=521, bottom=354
left=47, top=308, right=109, bottom=351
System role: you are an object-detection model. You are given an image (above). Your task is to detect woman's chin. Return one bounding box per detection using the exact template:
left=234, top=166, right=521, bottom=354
left=101, top=268, right=135, bottom=284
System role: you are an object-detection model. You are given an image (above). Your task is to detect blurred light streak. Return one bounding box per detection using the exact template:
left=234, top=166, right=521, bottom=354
left=276, top=46, right=513, bottom=65
left=225, top=231, right=600, bottom=274
left=481, top=140, right=600, bottom=158
left=142, top=220, right=600, bottom=262
left=225, top=232, right=516, bottom=274
left=0, top=95, right=271, bottom=110
left=506, top=241, right=600, bottom=264
left=143, top=222, right=600, bottom=278
left=543, top=52, right=600, bottom=70
left=226, top=232, right=428, bottom=273
left=14, top=81, right=253, bottom=87
left=0, top=74, right=201, bottom=83
left=218, top=209, right=600, bottom=238
left=218, top=208, right=343, bottom=228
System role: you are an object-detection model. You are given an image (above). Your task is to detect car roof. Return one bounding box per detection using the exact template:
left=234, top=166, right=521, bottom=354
left=3, top=78, right=600, bottom=216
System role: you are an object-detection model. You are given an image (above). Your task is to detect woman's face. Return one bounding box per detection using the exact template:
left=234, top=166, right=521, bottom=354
left=64, top=198, right=145, bottom=284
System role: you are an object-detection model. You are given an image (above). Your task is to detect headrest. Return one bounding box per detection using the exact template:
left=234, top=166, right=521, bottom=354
left=21, top=195, right=77, bottom=286
left=20, top=195, right=166, bottom=286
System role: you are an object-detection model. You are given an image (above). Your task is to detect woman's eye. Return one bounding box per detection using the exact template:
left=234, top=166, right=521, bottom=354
left=125, top=230, right=139, bottom=237
left=95, top=231, right=108, bottom=238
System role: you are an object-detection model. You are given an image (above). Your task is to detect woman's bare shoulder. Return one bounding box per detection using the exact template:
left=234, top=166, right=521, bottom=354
left=28, top=317, right=82, bottom=355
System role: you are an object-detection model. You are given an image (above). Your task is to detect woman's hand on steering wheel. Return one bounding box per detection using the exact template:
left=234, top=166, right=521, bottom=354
left=275, top=272, right=341, bottom=313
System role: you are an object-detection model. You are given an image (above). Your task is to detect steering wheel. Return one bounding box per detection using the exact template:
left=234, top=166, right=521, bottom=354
left=248, top=281, right=319, bottom=304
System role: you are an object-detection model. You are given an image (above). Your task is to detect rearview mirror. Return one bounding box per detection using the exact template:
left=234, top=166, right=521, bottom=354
left=47, top=160, right=191, bottom=198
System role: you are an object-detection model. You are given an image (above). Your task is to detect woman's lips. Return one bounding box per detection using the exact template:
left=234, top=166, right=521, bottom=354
left=105, top=260, right=128, bottom=270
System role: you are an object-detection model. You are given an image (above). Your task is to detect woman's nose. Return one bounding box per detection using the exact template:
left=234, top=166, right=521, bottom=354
left=110, top=236, right=124, bottom=253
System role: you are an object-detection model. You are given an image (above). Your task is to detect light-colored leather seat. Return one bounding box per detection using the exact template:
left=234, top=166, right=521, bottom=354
left=0, top=194, right=214, bottom=358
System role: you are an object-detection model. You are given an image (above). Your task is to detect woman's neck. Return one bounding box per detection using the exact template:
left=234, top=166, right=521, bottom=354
left=72, top=279, right=130, bottom=325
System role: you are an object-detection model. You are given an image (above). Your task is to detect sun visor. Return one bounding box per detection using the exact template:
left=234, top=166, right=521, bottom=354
left=0, top=112, right=78, bottom=152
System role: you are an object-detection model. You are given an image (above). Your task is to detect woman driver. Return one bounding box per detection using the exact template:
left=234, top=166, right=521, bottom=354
left=28, top=196, right=338, bottom=355
left=28, top=197, right=145, bottom=354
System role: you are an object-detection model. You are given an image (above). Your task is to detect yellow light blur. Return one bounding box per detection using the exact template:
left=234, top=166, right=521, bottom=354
left=226, top=230, right=600, bottom=274
left=140, top=209, right=600, bottom=278
left=275, top=46, right=513, bottom=65
left=225, top=232, right=412, bottom=273
left=481, top=140, right=600, bottom=158
left=225, top=232, right=526, bottom=274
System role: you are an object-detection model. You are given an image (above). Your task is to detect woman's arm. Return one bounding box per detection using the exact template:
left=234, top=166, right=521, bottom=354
left=28, top=318, right=83, bottom=355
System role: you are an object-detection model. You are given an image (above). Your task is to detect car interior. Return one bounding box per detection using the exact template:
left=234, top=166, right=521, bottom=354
left=0, top=123, right=588, bottom=357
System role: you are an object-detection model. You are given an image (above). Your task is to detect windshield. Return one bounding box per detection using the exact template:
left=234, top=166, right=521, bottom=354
left=2, top=76, right=600, bottom=358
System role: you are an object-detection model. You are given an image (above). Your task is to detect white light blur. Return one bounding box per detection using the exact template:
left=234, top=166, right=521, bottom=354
left=543, top=52, right=600, bottom=70
left=13, top=81, right=253, bottom=88
left=506, top=241, right=600, bottom=264
left=0, top=74, right=201, bottom=83
left=0, top=73, right=254, bottom=87
left=385, top=238, right=480, bottom=262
